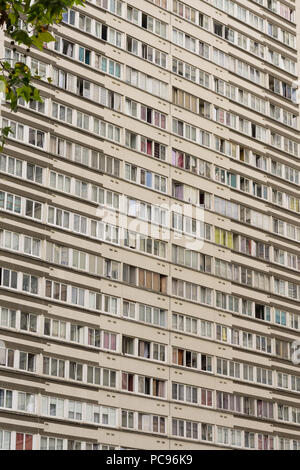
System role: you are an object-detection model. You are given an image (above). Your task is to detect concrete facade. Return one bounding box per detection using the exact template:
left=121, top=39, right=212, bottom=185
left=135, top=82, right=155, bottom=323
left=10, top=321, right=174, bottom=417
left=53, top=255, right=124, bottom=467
left=0, top=0, right=300, bottom=450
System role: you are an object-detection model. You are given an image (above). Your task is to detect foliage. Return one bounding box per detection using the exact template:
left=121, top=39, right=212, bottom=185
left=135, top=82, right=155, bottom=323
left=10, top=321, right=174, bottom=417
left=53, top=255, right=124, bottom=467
left=0, top=0, right=85, bottom=148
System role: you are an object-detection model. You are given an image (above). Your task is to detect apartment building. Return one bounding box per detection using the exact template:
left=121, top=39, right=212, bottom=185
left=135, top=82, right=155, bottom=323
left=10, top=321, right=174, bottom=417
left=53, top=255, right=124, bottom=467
left=0, top=0, right=300, bottom=450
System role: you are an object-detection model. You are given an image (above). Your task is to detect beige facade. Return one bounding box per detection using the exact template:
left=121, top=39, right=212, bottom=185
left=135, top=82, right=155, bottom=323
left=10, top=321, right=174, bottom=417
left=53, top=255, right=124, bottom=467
left=0, top=0, right=300, bottom=450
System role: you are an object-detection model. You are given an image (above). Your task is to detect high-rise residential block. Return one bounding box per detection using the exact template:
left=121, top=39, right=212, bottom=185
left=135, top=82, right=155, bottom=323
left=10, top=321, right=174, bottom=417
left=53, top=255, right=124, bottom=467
left=0, top=0, right=300, bottom=450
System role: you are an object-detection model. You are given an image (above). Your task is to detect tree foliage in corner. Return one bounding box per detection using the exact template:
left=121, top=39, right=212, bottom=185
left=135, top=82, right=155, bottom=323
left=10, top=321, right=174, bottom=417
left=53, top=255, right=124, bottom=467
left=0, top=0, right=85, bottom=148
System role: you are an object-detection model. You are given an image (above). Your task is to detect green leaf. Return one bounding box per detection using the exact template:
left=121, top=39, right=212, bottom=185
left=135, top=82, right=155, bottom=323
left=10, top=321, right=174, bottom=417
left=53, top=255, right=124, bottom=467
left=31, top=31, right=54, bottom=50
left=31, top=35, right=43, bottom=50
left=0, top=126, right=12, bottom=152
left=16, top=87, right=24, bottom=97
left=3, top=61, right=11, bottom=71
left=11, top=29, right=32, bottom=46
left=2, top=126, right=12, bottom=138
left=32, top=87, right=41, bottom=101
left=0, top=0, right=87, bottom=149
left=8, top=12, right=17, bottom=25
left=37, top=31, right=54, bottom=43
left=20, top=85, right=33, bottom=99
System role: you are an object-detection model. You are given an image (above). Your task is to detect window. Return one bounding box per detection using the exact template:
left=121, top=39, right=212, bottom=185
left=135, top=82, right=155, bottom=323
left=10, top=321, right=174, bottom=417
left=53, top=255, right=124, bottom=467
left=44, top=317, right=66, bottom=339
left=172, top=149, right=211, bottom=178
left=138, top=376, right=165, bottom=398
left=127, top=37, right=167, bottom=68
left=172, top=313, right=197, bottom=335
left=127, top=5, right=139, bottom=24
left=0, top=430, right=11, bottom=450
left=45, top=280, right=67, bottom=302
left=102, top=331, right=117, bottom=351
left=2, top=118, right=24, bottom=142
left=15, top=433, right=33, bottom=450
left=123, top=302, right=166, bottom=327
left=62, top=8, right=75, bottom=24
left=173, top=88, right=198, bottom=113
left=148, top=0, right=167, bottom=8
left=96, top=55, right=121, bottom=78
left=0, top=189, right=41, bottom=221
left=121, top=410, right=134, bottom=429
left=104, top=259, right=119, bottom=280
left=172, top=278, right=212, bottom=305
left=122, top=336, right=134, bottom=355
left=138, top=340, right=149, bottom=359
left=26, top=163, right=43, bottom=184
left=138, top=413, right=165, bottom=434
left=96, top=24, right=122, bottom=47
left=97, top=0, right=123, bottom=15
left=25, top=199, right=42, bottom=220
left=55, top=36, right=74, bottom=56
left=141, top=12, right=167, bottom=38
left=42, top=396, right=64, bottom=418
left=173, top=347, right=199, bottom=369
left=276, top=339, right=290, bottom=360
left=43, top=357, right=65, bottom=378
left=40, top=437, right=64, bottom=450
left=18, top=352, right=35, bottom=372
left=0, top=307, right=16, bottom=329
left=122, top=372, right=134, bottom=392
left=94, top=119, right=120, bottom=143
left=172, top=419, right=198, bottom=440
left=138, top=268, right=167, bottom=293
left=0, top=191, right=21, bottom=214
left=87, top=328, right=101, bottom=348
left=126, top=66, right=168, bottom=100
left=125, top=163, right=167, bottom=193
left=172, top=58, right=199, bottom=84
left=17, top=392, right=35, bottom=413
left=69, top=362, right=83, bottom=381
